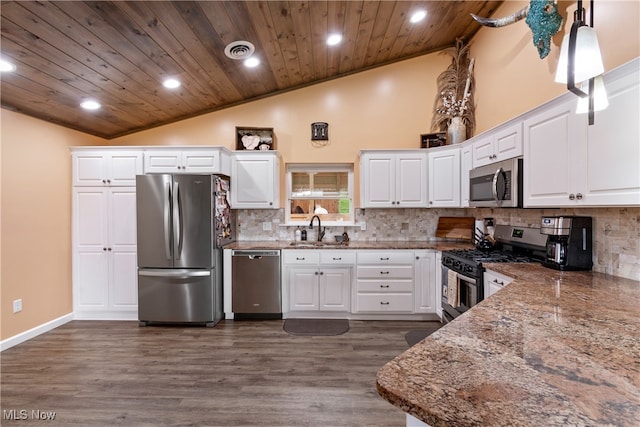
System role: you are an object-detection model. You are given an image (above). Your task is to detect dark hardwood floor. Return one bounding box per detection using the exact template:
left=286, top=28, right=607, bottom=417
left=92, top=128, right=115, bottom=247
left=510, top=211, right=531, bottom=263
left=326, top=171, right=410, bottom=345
left=1, top=320, right=441, bottom=426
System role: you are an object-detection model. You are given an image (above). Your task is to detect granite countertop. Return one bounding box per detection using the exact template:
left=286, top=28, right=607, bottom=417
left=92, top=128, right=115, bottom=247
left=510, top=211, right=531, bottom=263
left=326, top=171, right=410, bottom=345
left=224, top=240, right=474, bottom=251
left=377, top=264, right=640, bottom=427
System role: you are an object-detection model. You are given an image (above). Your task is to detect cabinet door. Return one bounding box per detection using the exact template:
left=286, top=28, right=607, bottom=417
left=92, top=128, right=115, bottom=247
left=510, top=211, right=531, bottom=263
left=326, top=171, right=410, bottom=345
left=494, top=122, right=523, bottom=162
left=230, top=153, right=279, bottom=209
left=414, top=252, right=436, bottom=313
left=73, top=188, right=109, bottom=310
left=483, top=270, right=514, bottom=298
left=583, top=69, right=640, bottom=205
left=144, top=150, right=182, bottom=173
left=471, top=135, right=494, bottom=168
left=73, top=153, right=108, bottom=186
left=428, top=148, right=460, bottom=207
left=108, top=188, right=138, bottom=309
left=319, top=268, right=350, bottom=311
left=523, top=100, right=582, bottom=207
left=182, top=150, right=221, bottom=174
left=361, top=153, right=395, bottom=207
left=108, top=152, right=143, bottom=186
left=460, top=144, right=472, bottom=207
left=289, top=268, right=319, bottom=311
left=395, top=153, right=428, bottom=207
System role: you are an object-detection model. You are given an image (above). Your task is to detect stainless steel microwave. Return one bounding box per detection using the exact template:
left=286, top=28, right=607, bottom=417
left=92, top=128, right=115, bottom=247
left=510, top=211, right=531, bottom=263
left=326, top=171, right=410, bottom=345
left=469, top=157, right=523, bottom=208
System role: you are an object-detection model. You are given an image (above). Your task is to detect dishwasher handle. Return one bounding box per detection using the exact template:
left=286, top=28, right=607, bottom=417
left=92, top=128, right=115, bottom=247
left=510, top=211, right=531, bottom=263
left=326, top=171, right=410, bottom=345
left=232, top=250, right=280, bottom=258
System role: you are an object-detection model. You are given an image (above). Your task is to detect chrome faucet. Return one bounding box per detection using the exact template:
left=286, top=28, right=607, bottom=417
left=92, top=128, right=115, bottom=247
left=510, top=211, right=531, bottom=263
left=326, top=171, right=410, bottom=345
left=309, top=215, right=325, bottom=242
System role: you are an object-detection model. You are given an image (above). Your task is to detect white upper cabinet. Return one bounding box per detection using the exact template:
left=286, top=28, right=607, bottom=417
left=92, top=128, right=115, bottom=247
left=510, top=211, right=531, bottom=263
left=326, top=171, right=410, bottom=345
left=428, top=146, right=461, bottom=207
left=460, top=143, right=473, bottom=207
left=230, top=151, right=280, bottom=209
left=143, top=148, right=230, bottom=175
left=72, top=150, right=142, bottom=186
left=524, top=58, right=640, bottom=207
left=472, top=121, right=523, bottom=168
left=360, top=150, right=428, bottom=208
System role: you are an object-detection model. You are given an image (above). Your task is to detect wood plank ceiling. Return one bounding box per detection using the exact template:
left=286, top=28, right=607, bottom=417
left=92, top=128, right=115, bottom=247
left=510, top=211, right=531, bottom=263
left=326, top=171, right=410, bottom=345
left=0, top=1, right=503, bottom=139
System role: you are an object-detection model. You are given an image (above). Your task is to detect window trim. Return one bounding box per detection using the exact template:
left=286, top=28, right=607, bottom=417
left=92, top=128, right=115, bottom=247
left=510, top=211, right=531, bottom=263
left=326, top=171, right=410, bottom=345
left=285, top=163, right=355, bottom=226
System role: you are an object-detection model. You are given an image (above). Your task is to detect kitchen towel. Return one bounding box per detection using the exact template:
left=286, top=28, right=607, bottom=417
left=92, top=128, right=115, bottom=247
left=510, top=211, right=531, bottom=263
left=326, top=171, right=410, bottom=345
left=447, top=269, right=459, bottom=307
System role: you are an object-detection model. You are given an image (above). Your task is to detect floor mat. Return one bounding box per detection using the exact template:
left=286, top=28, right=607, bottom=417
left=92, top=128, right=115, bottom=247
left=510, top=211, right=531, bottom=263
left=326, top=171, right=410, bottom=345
left=283, top=318, right=349, bottom=336
left=404, top=322, right=443, bottom=347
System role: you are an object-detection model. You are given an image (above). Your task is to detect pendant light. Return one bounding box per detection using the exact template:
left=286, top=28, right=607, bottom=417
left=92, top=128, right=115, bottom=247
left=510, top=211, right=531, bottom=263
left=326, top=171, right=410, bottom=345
left=554, top=0, right=606, bottom=124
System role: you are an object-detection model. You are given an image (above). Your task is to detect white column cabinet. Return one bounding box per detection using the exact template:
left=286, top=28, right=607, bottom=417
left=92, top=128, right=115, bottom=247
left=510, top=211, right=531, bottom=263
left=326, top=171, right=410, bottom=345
left=524, top=58, right=640, bottom=207
left=413, top=251, right=436, bottom=313
left=360, top=150, right=428, bottom=208
left=73, top=187, right=138, bottom=319
left=428, top=146, right=461, bottom=207
left=72, top=150, right=142, bottom=186
left=230, top=151, right=280, bottom=209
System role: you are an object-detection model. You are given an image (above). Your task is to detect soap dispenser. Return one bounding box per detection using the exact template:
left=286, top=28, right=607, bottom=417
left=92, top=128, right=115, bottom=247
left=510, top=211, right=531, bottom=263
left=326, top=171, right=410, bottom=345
left=295, top=227, right=302, bottom=242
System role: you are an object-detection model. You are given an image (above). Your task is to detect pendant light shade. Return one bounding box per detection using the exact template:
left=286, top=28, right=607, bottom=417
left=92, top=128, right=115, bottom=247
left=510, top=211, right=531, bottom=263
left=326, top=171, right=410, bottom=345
left=554, top=25, right=604, bottom=84
left=576, top=75, right=608, bottom=113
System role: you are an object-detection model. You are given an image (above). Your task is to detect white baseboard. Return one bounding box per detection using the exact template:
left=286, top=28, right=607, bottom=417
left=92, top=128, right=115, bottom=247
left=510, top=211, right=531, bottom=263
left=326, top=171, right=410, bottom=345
left=1, top=312, right=74, bottom=352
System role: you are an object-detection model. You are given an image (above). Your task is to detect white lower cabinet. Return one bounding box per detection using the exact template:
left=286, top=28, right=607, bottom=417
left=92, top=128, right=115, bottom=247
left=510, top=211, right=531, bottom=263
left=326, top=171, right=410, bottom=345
left=483, top=270, right=514, bottom=299
left=354, top=251, right=415, bottom=313
left=73, top=187, right=138, bottom=319
left=414, top=251, right=436, bottom=313
left=284, top=250, right=354, bottom=313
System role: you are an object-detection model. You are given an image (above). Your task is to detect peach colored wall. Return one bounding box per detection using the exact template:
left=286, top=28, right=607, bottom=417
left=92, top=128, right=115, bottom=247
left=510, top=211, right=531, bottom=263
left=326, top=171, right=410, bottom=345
left=471, top=0, right=640, bottom=133
left=1, top=109, right=105, bottom=340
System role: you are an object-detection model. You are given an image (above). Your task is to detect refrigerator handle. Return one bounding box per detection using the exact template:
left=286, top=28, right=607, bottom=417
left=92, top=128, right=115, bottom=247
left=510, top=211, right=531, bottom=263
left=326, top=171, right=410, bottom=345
left=173, top=181, right=183, bottom=260
left=164, top=182, right=172, bottom=260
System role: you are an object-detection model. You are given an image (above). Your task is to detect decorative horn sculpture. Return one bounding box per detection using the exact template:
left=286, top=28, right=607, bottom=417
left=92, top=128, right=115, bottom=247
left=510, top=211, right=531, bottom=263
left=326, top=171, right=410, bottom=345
left=471, top=0, right=562, bottom=59
left=470, top=6, right=529, bottom=28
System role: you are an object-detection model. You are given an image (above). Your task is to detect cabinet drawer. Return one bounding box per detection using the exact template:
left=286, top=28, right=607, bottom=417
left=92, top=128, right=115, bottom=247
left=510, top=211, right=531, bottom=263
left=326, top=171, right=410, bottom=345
left=356, top=265, right=413, bottom=279
left=355, top=294, right=414, bottom=312
left=319, top=251, right=356, bottom=265
left=282, top=250, right=319, bottom=265
left=357, top=280, right=413, bottom=293
left=357, top=251, right=414, bottom=264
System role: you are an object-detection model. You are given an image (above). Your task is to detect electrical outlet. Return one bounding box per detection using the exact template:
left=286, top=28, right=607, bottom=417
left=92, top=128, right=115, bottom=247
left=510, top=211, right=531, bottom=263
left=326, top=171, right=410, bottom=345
left=13, top=299, right=22, bottom=313
left=262, top=222, right=272, bottom=231
left=360, top=221, right=366, bottom=231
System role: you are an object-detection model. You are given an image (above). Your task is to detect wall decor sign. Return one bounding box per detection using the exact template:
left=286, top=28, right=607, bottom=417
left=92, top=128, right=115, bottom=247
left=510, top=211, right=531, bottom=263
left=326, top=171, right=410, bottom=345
left=311, top=122, right=328, bottom=141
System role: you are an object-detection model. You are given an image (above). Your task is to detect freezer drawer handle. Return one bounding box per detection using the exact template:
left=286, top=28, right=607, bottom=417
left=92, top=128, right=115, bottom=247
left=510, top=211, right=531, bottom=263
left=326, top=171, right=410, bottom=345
left=249, top=255, right=263, bottom=260
left=139, top=270, right=211, bottom=278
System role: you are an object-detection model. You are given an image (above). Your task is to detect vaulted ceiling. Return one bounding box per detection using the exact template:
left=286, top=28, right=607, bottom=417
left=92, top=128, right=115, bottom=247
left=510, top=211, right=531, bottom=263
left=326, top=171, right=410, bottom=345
left=0, top=1, right=503, bottom=139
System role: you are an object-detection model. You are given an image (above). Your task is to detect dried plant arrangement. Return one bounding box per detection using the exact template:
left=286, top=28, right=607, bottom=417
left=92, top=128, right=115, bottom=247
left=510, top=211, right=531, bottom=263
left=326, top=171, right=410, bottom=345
left=431, top=38, right=476, bottom=138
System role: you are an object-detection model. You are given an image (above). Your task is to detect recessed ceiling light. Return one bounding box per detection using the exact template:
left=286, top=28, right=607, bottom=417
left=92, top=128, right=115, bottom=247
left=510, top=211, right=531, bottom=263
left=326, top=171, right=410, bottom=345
left=326, top=33, right=342, bottom=46
left=410, top=10, right=427, bottom=23
left=80, top=100, right=101, bottom=110
left=0, top=59, right=16, bottom=72
left=163, top=78, right=181, bottom=89
left=244, top=57, right=260, bottom=68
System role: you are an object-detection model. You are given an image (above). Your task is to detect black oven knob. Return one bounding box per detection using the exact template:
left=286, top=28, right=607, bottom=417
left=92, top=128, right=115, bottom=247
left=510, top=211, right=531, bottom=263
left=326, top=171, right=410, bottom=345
left=465, top=265, right=473, bottom=274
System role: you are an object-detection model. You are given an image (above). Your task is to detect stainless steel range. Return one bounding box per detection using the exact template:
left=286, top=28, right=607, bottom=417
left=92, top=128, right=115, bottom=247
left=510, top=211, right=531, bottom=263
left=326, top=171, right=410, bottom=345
left=441, top=224, right=548, bottom=323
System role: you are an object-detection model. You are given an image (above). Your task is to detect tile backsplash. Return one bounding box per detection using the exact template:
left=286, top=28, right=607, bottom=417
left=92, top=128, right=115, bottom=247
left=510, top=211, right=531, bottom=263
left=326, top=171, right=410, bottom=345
left=236, top=207, right=640, bottom=281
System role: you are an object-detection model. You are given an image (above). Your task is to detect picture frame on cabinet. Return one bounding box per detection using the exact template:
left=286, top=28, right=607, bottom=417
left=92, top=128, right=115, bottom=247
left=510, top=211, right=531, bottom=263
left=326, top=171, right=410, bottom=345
left=421, top=132, right=447, bottom=148
left=236, top=127, right=275, bottom=151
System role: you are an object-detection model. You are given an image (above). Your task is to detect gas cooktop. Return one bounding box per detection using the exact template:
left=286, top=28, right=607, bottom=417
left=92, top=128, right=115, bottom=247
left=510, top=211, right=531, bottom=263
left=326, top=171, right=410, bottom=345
left=445, top=249, right=542, bottom=263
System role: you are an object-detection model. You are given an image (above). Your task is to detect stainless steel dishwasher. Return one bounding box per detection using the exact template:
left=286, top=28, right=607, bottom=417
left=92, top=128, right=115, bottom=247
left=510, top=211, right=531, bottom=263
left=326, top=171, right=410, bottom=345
left=231, top=250, right=281, bottom=319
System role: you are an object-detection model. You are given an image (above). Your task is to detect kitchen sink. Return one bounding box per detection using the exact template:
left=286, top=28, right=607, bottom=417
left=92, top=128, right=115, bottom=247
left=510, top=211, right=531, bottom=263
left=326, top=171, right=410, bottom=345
left=289, top=241, right=349, bottom=248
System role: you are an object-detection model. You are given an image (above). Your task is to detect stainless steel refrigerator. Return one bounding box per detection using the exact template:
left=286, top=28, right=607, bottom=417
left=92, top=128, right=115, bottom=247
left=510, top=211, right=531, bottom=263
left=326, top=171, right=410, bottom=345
left=136, top=174, right=235, bottom=326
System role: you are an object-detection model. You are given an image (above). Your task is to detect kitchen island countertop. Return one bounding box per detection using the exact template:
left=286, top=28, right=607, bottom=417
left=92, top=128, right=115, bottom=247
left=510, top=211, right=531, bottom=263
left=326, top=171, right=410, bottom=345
left=224, top=240, right=473, bottom=251
left=377, top=263, right=640, bottom=427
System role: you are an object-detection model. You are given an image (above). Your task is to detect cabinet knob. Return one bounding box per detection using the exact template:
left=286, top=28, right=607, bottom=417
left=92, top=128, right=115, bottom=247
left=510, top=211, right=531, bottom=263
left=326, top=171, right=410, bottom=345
left=107, top=247, right=112, bottom=251
left=569, top=193, right=575, bottom=200
left=391, top=201, right=396, bottom=205
left=103, top=247, right=107, bottom=251
left=396, top=201, right=400, bottom=205
left=102, top=179, right=107, bottom=184
left=269, top=202, right=273, bottom=206
left=576, top=193, right=583, bottom=200
left=319, top=271, right=324, bottom=275
left=314, top=271, right=318, bottom=275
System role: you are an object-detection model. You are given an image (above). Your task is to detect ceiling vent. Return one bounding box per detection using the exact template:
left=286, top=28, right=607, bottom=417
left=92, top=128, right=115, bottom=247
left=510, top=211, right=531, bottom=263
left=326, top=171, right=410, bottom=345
left=224, top=41, right=255, bottom=60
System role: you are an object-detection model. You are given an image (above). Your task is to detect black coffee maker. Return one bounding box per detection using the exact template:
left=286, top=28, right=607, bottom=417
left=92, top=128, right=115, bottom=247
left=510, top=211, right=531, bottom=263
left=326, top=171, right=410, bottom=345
left=540, top=216, right=593, bottom=271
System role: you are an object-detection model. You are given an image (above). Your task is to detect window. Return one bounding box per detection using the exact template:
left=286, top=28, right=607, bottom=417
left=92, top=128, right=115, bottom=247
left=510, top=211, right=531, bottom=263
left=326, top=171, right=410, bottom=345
left=286, top=163, right=354, bottom=225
